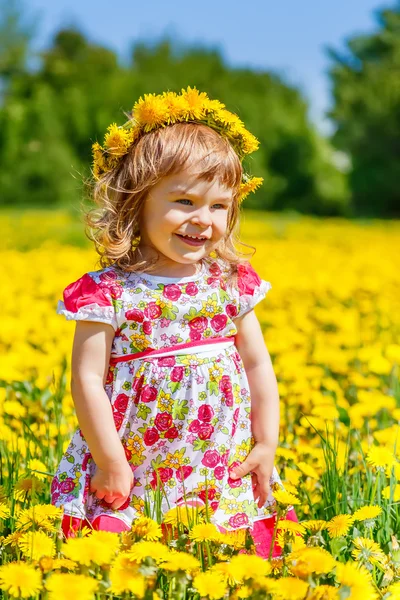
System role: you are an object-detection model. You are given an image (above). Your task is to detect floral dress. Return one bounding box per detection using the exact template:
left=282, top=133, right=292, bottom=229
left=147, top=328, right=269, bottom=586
left=51, top=256, right=285, bottom=533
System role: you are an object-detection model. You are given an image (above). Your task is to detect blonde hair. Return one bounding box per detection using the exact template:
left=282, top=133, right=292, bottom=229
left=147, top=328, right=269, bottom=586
left=84, top=122, right=255, bottom=277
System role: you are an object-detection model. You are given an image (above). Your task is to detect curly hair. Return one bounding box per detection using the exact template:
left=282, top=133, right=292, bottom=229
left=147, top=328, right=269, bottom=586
left=84, top=122, right=255, bottom=278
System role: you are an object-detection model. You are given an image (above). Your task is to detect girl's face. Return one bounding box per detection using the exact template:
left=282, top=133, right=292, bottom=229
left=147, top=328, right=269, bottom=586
left=139, top=169, right=234, bottom=275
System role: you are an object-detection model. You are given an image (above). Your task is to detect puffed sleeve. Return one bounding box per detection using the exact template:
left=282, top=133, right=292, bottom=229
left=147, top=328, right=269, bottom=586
left=235, top=262, right=271, bottom=318
left=56, top=271, right=119, bottom=331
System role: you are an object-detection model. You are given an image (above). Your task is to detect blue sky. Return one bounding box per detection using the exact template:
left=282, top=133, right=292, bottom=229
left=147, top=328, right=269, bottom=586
left=28, top=0, right=387, bottom=133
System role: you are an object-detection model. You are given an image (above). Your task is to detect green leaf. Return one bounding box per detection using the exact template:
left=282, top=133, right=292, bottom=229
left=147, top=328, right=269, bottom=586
left=206, top=380, right=219, bottom=396
left=137, top=404, right=151, bottom=420
left=172, top=399, right=189, bottom=420
left=167, top=381, right=181, bottom=394
left=193, top=438, right=212, bottom=452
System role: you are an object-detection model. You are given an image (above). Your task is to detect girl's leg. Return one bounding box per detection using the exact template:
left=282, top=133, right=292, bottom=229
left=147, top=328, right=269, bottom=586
left=61, top=514, right=130, bottom=538
left=251, top=508, right=299, bottom=559
left=61, top=515, right=92, bottom=538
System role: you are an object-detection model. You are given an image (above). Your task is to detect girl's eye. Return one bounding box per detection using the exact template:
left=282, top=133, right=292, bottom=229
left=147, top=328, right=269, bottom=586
left=176, top=199, right=192, bottom=205
left=175, top=199, right=228, bottom=209
left=212, top=204, right=227, bottom=210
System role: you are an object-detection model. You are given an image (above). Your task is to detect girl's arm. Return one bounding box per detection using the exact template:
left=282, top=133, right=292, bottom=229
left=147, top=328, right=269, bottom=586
left=70, top=321, right=127, bottom=469
left=234, top=309, right=280, bottom=449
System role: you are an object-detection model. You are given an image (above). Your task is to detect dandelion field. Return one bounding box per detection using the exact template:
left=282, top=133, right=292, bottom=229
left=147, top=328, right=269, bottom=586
left=1, top=209, right=400, bottom=599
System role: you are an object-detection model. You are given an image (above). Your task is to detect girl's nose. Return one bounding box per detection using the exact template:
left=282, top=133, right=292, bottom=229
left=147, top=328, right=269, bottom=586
left=190, top=206, right=213, bottom=227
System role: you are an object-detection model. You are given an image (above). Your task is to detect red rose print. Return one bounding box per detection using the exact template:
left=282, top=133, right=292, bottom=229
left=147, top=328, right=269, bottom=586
left=228, top=461, right=242, bottom=487
left=211, top=501, right=219, bottom=511
left=124, top=446, right=132, bottom=461
left=165, top=426, right=179, bottom=440
left=170, top=366, right=184, bottom=382
left=133, top=374, right=144, bottom=392
left=226, top=304, right=238, bottom=318
left=210, top=314, right=227, bottom=332
left=143, top=321, right=152, bottom=335
left=114, top=393, right=129, bottom=411
left=188, top=419, right=201, bottom=433
left=113, top=411, right=124, bottom=431
left=140, top=385, right=157, bottom=403
left=105, top=368, right=114, bottom=386
left=144, top=302, right=162, bottom=319
left=154, top=412, right=173, bottom=432
left=198, top=404, right=214, bottom=423
left=237, top=263, right=261, bottom=296
left=219, top=375, right=232, bottom=395
left=189, top=329, right=202, bottom=342
left=209, top=263, right=222, bottom=277
left=229, top=512, right=249, bottom=528
left=201, top=449, right=220, bottom=468
left=221, top=450, right=230, bottom=466
left=163, top=284, right=182, bottom=301
left=188, top=316, right=208, bottom=332
left=103, top=282, right=122, bottom=299
left=225, top=393, right=234, bottom=407
left=52, top=492, right=61, bottom=503
left=59, top=478, right=75, bottom=494
left=198, top=488, right=216, bottom=503
left=214, top=465, right=225, bottom=480
left=143, top=427, right=160, bottom=446
left=185, top=282, right=198, bottom=296
left=82, top=453, right=92, bottom=472
left=51, top=478, right=59, bottom=493
left=198, top=423, right=214, bottom=440
left=158, top=356, right=176, bottom=367
left=126, top=308, right=144, bottom=322
left=150, top=467, right=174, bottom=489
left=176, top=465, right=193, bottom=481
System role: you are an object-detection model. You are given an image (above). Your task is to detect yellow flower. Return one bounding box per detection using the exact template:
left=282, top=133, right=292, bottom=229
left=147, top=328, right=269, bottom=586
left=277, top=519, right=306, bottom=535
left=45, top=573, right=98, bottom=600
left=327, top=514, right=354, bottom=538
left=16, top=504, right=63, bottom=532
left=162, top=91, right=189, bottom=123
left=193, top=571, right=228, bottom=600
left=162, top=551, right=201, bottom=574
left=52, top=558, right=77, bottom=571
left=309, top=585, right=339, bottom=600
left=181, top=86, right=208, bottom=120
left=109, top=553, right=146, bottom=596
left=0, top=562, right=42, bottom=598
left=127, top=540, right=171, bottom=564
left=189, top=522, right=221, bottom=542
left=229, top=554, right=271, bottom=581
left=366, top=446, right=396, bottom=469
left=18, top=530, right=56, bottom=560
left=387, top=581, right=400, bottom=600
left=62, top=531, right=120, bottom=566
left=271, top=577, right=309, bottom=600
left=0, top=503, right=11, bottom=519
left=353, top=505, right=382, bottom=521
left=13, top=477, right=45, bottom=500
left=297, top=461, right=319, bottom=479
left=352, top=537, right=387, bottom=566
left=288, top=547, right=337, bottom=578
left=131, top=516, right=162, bottom=541
left=133, top=93, right=169, bottom=132
left=302, top=519, right=328, bottom=533
left=27, top=459, right=48, bottom=481
left=383, top=484, right=400, bottom=501
left=238, top=176, right=263, bottom=201
left=103, top=123, right=132, bottom=157
left=335, top=562, right=377, bottom=600
left=273, top=489, right=301, bottom=506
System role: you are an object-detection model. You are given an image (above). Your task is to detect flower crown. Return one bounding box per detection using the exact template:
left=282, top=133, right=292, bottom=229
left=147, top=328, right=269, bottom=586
left=92, top=86, right=263, bottom=202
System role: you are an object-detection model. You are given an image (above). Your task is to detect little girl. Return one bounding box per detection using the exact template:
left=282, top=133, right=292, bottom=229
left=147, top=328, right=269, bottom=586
left=51, top=87, right=297, bottom=559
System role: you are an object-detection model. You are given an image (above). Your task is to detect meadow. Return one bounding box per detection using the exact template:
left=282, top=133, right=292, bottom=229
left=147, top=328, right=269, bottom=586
left=1, top=209, right=400, bottom=599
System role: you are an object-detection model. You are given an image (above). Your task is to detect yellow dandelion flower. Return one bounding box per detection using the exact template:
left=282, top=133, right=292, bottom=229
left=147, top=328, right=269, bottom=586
left=383, top=484, right=400, bottom=501
left=133, top=93, right=169, bottom=132
left=288, top=547, right=337, bottom=578
left=238, top=176, right=264, bottom=202
left=18, top=530, right=56, bottom=560
left=181, top=86, right=208, bottom=120
left=229, top=553, right=271, bottom=580
left=131, top=516, right=162, bottom=540
left=189, top=522, right=221, bottom=542
left=352, top=537, right=387, bottom=566
left=128, top=540, right=171, bottom=564
left=273, top=488, right=301, bottom=506
left=104, top=123, right=132, bottom=156
left=162, top=91, right=188, bottom=123
left=335, top=562, right=377, bottom=600
left=297, top=461, right=319, bottom=479
left=302, top=519, right=328, bottom=532
left=216, top=527, right=247, bottom=550
left=162, top=551, right=201, bottom=574
left=45, top=573, right=98, bottom=600
left=309, top=585, right=339, bottom=600
left=109, top=553, right=146, bottom=596
left=271, top=576, right=309, bottom=600
left=52, top=558, right=77, bottom=571
left=211, top=561, right=243, bottom=586
left=13, top=476, right=45, bottom=500
left=277, top=519, right=306, bottom=535
left=213, top=108, right=243, bottom=129
left=353, top=505, right=382, bottom=521
left=236, top=583, right=252, bottom=598
left=27, top=459, right=48, bottom=481
left=327, top=514, right=354, bottom=538
left=0, top=503, right=11, bottom=519
left=38, top=556, right=54, bottom=573
left=387, top=581, right=400, bottom=600
left=285, top=468, right=302, bottom=486
left=193, top=571, right=228, bottom=600
left=62, top=530, right=120, bottom=566
left=16, top=504, right=63, bottom=532
left=0, top=562, right=42, bottom=598
left=366, top=446, right=396, bottom=469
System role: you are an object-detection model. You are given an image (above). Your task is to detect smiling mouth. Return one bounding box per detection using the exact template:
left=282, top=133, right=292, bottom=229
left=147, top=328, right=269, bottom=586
left=175, top=234, right=208, bottom=246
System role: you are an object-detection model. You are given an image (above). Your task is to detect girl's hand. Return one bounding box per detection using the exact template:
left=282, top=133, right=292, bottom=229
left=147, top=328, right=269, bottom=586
left=230, top=443, right=276, bottom=509
left=90, top=460, right=134, bottom=511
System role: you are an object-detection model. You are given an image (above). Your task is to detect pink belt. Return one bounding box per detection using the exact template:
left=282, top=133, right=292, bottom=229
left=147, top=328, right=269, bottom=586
left=109, top=336, right=235, bottom=365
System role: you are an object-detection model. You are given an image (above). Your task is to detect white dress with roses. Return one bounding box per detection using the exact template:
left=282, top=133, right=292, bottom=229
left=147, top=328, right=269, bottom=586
left=51, top=256, right=285, bottom=532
